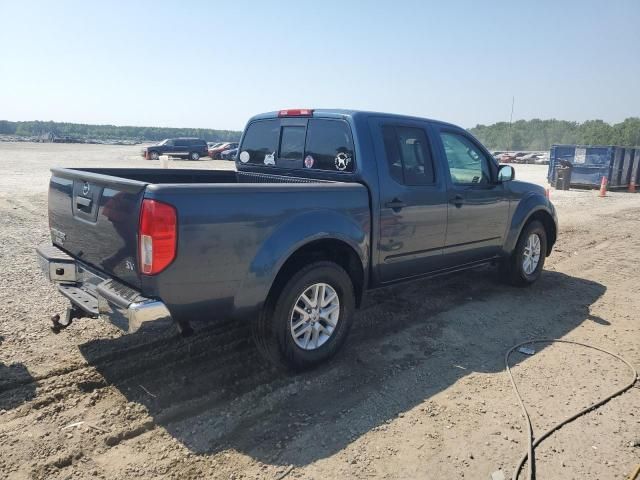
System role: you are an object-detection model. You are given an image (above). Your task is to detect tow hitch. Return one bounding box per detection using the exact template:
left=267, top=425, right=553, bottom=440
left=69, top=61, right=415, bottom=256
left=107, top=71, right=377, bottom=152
left=50, top=305, right=97, bottom=334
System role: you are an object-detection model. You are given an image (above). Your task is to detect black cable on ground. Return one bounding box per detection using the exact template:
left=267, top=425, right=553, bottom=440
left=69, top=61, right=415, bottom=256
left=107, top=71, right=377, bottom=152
left=505, top=338, right=638, bottom=480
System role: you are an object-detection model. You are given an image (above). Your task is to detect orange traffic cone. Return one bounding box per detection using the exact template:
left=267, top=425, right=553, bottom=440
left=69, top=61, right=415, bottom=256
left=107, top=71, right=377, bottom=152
left=599, top=176, right=608, bottom=197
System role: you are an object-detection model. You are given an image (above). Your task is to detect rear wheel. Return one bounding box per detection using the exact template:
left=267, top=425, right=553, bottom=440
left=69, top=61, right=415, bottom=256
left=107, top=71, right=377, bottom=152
left=189, top=152, right=200, bottom=161
left=501, top=220, right=547, bottom=286
left=253, top=261, right=355, bottom=371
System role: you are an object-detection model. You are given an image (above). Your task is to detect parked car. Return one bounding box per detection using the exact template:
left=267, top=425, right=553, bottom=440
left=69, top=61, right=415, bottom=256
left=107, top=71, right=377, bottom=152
left=37, top=108, right=557, bottom=371
left=142, top=138, right=208, bottom=161
left=518, top=153, right=541, bottom=164
left=209, top=142, right=238, bottom=159
left=497, top=152, right=516, bottom=163
left=512, top=152, right=528, bottom=163
left=220, top=147, right=238, bottom=160
left=534, top=153, right=550, bottom=165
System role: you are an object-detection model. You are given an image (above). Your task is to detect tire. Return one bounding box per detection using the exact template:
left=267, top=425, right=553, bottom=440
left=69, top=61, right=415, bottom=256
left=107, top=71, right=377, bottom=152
left=253, top=261, right=355, bottom=371
left=189, top=152, right=200, bottom=161
left=149, top=151, right=160, bottom=160
left=501, top=220, right=547, bottom=286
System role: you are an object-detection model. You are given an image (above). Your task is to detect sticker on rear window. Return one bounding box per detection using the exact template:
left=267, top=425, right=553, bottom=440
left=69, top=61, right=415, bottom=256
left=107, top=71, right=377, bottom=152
left=264, top=152, right=275, bottom=165
left=239, top=151, right=250, bottom=163
left=334, top=152, right=351, bottom=171
left=304, top=155, right=314, bottom=168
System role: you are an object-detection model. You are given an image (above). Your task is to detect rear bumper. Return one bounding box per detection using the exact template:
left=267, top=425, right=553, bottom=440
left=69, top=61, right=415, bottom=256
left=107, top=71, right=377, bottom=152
left=36, top=244, right=172, bottom=333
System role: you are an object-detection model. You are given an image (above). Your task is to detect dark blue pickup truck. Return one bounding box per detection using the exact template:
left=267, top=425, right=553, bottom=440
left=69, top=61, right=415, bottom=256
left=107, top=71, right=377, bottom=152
left=37, top=109, right=557, bottom=370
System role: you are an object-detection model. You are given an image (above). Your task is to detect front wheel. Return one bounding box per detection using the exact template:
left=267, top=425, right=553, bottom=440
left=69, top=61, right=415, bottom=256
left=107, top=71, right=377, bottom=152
left=253, top=261, right=355, bottom=371
left=189, top=152, right=200, bottom=161
left=501, top=220, right=547, bottom=286
left=149, top=151, right=160, bottom=160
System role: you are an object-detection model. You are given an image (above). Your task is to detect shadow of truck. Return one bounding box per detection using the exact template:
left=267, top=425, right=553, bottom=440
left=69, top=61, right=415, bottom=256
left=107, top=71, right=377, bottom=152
left=0, top=334, right=37, bottom=412
left=79, top=268, right=605, bottom=466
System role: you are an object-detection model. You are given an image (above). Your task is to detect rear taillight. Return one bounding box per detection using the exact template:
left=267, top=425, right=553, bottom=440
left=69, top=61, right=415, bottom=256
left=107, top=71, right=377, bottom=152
left=138, top=199, right=177, bottom=275
left=278, top=109, right=313, bottom=117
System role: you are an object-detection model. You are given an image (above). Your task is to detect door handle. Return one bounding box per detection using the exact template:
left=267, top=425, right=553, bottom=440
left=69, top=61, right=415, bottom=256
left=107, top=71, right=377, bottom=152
left=450, top=194, right=464, bottom=208
left=385, top=198, right=406, bottom=211
left=76, top=196, right=92, bottom=209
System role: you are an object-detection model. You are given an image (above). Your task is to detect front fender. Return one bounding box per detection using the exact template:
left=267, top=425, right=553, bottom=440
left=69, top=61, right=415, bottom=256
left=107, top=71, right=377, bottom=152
left=232, top=209, right=369, bottom=317
left=503, top=192, right=557, bottom=255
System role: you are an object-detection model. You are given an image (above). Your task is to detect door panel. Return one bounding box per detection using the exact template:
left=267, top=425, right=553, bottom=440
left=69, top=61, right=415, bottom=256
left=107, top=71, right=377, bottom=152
left=445, top=185, right=509, bottom=260
left=173, top=140, right=188, bottom=156
left=165, top=140, right=178, bottom=155
left=369, top=118, right=448, bottom=282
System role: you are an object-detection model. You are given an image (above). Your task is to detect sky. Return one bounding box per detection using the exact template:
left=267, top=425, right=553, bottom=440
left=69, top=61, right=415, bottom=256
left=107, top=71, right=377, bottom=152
left=1, top=0, right=639, bottom=131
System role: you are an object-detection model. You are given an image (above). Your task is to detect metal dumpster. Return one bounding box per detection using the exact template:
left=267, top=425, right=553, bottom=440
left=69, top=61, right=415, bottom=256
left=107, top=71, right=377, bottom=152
left=547, top=145, right=640, bottom=188
left=631, top=148, right=640, bottom=187
left=620, top=148, right=635, bottom=187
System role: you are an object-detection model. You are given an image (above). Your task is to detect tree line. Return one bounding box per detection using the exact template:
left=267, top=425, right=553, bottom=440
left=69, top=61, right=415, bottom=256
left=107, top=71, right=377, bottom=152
left=0, top=120, right=241, bottom=142
left=2, top=117, right=639, bottom=150
left=469, top=117, right=640, bottom=151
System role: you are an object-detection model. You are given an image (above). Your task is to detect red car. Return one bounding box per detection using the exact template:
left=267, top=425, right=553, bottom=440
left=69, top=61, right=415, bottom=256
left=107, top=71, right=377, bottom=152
left=497, top=152, right=516, bottom=163
left=209, top=142, right=239, bottom=159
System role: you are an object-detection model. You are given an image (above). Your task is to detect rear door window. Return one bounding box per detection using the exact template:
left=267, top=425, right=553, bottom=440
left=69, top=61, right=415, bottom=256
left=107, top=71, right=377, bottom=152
left=382, top=125, right=435, bottom=185
left=305, top=119, right=355, bottom=172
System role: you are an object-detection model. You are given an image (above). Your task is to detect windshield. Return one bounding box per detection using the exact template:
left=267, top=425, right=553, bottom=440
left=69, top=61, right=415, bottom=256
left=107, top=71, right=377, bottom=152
left=159, top=139, right=170, bottom=145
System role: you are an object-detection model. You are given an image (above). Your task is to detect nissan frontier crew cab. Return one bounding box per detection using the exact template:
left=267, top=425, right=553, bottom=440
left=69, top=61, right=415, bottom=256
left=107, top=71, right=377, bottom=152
left=37, top=109, right=557, bottom=370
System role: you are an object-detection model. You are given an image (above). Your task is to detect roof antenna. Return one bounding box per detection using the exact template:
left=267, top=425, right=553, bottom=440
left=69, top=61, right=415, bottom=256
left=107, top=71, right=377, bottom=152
left=508, top=96, right=515, bottom=151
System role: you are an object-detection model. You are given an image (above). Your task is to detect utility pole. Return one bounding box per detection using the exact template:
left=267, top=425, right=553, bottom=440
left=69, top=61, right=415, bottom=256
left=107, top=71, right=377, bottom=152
left=508, top=96, right=515, bottom=151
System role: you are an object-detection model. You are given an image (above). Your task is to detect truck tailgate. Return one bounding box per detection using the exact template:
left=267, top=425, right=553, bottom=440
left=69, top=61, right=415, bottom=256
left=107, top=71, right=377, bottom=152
left=48, top=168, right=146, bottom=288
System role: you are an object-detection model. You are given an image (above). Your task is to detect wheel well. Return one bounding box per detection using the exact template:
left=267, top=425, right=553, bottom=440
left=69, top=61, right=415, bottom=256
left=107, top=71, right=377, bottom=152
left=268, top=239, right=365, bottom=308
left=526, top=210, right=556, bottom=255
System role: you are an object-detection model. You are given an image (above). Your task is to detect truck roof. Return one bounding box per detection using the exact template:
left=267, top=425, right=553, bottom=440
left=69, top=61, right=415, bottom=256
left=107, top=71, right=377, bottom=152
left=248, top=109, right=461, bottom=130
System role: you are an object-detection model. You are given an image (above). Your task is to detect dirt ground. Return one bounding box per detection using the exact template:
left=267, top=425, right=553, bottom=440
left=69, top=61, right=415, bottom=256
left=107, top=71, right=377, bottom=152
left=0, top=142, right=638, bottom=480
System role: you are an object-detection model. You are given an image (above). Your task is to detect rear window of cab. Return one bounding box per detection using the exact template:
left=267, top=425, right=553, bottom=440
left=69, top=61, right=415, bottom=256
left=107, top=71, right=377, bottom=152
left=239, top=118, right=355, bottom=173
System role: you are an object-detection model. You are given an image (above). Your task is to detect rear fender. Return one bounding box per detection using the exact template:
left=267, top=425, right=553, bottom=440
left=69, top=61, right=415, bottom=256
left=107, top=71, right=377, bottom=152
left=232, top=210, right=369, bottom=317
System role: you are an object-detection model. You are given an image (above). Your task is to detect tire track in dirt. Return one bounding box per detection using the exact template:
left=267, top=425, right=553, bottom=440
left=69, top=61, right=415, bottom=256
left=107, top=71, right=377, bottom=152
left=0, top=319, right=247, bottom=396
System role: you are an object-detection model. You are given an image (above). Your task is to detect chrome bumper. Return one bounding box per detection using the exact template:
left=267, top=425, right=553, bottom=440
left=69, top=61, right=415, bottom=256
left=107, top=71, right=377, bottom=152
left=36, top=244, right=172, bottom=333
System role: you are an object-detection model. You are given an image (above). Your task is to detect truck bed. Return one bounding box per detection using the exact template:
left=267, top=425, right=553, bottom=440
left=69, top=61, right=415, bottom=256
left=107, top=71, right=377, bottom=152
left=47, top=167, right=370, bottom=322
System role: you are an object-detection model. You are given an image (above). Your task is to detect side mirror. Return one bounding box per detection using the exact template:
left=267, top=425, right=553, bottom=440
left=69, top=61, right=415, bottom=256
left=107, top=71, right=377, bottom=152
left=498, top=164, right=515, bottom=182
